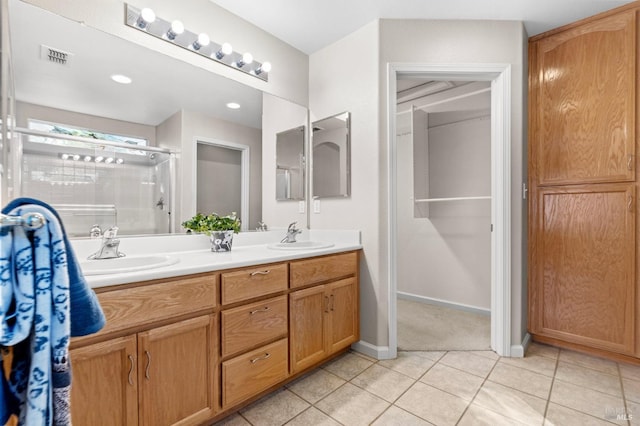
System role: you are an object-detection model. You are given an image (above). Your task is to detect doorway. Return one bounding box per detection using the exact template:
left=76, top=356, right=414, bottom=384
left=387, top=63, right=512, bottom=359
left=195, top=138, right=250, bottom=231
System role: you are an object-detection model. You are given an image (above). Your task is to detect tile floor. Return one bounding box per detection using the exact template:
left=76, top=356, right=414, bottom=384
left=215, top=343, right=640, bottom=425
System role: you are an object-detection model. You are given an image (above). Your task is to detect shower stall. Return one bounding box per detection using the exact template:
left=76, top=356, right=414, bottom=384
left=11, top=128, right=175, bottom=237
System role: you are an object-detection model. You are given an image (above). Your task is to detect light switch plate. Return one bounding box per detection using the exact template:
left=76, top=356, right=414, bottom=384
left=298, top=201, right=305, bottom=213
left=313, top=199, right=321, bottom=213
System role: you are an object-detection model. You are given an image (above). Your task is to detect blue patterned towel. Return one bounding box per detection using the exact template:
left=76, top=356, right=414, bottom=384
left=0, top=201, right=105, bottom=425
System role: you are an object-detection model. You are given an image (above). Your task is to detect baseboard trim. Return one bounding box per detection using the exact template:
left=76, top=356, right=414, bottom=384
left=510, top=332, right=531, bottom=358
left=397, top=291, right=490, bottom=316
left=351, top=340, right=392, bottom=360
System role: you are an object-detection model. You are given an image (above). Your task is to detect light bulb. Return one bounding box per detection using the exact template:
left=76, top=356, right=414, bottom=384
left=256, top=61, right=271, bottom=75
left=136, top=8, right=156, bottom=29
left=72, top=154, right=81, bottom=161
left=237, top=52, right=253, bottom=68
left=95, top=156, right=104, bottom=163
left=226, top=102, right=241, bottom=110
left=116, top=158, right=124, bottom=164
left=166, top=20, right=184, bottom=40
left=192, top=33, right=210, bottom=50
left=61, top=153, right=69, bottom=160
left=215, top=42, right=233, bottom=59
left=84, top=156, right=92, bottom=162
left=105, top=157, right=114, bottom=164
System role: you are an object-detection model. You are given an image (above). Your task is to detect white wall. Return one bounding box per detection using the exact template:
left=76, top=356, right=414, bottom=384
left=197, top=144, right=242, bottom=219
left=309, top=18, right=527, bottom=353
left=397, top=107, right=491, bottom=310
left=22, top=0, right=309, bottom=107
left=262, top=94, right=309, bottom=229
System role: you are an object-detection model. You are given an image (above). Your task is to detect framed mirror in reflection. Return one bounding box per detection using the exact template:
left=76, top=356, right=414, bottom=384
left=7, top=0, right=307, bottom=237
left=312, top=112, right=351, bottom=198
left=276, top=126, right=305, bottom=201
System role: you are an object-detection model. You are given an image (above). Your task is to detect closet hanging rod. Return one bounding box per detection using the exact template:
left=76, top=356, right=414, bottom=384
left=0, top=212, right=46, bottom=229
left=397, top=87, right=491, bottom=116
left=414, top=196, right=491, bottom=203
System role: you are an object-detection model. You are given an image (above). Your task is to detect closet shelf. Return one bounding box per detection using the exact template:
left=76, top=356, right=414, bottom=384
left=414, top=196, right=491, bottom=203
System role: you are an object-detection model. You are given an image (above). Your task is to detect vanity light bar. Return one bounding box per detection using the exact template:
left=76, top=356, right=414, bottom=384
left=125, top=4, right=270, bottom=82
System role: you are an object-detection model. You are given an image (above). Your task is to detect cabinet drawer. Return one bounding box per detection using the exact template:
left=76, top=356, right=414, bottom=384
left=221, top=263, right=288, bottom=305
left=222, top=338, right=289, bottom=408
left=92, top=274, right=217, bottom=337
left=221, top=295, right=288, bottom=358
left=290, top=252, right=358, bottom=288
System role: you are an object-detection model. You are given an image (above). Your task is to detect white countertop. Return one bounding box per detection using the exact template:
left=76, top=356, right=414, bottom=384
left=71, top=229, right=361, bottom=288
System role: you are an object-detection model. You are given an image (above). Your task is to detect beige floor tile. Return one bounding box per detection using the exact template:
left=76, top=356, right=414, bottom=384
left=212, top=413, right=251, bottom=425
left=378, top=351, right=437, bottom=379
left=315, top=382, right=389, bottom=426
left=395, top=382, right=469, bottom=426
left=351, top=364, right=416, bottom=402
left=322, top=352, right=374, bottom=380
left=526, top=342, right=560, bottom=360
left=285, top=407, right=341, bottom=426
left=457, top=404, right=522, bottom=426
left=555, top=361, right=622, bottom=397
left=414, top=350, right=447, bottom=362
left=371, top=405, right=433, bottom=426
left=623, top=399, right=640, bottom=424
left=287, top=369, right=346, bottom=404
left=473, top=381, right=546, bottom=426
left=419, top=362, right=484, bottom=401
left=240, top=389, right=310, bottom=426
left=471, top=350, right=501, bottom=361
left=439, top=351, right=498, bottom=378
left=559, top=350, right=619, bottom=376
left=489, top=362, right=553, bottom=399
left=544, top=403, right=617, bottom=426
left=620, top=363, right=640, bottom=382
left=623, top=378, right=640, bottom=404
left=500, top=353, right=557, bottom=377
left=351, top=350, right=379, bottom=363
left=550, top=380, right=626, bottom=423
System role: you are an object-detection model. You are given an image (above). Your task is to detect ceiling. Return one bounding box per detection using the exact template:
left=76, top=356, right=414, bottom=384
left=210, top=0, right=635, bottom=54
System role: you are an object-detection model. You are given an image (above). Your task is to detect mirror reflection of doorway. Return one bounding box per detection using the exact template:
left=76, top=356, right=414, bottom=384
left=196, top=140, right=249, bottom=230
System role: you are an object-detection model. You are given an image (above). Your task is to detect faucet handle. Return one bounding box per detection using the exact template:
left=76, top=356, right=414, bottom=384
left=288, top=222, right=298, bottom=231
left=90, top=224, right=102, bottom=239
left=103, top=226, right=119, bottom=239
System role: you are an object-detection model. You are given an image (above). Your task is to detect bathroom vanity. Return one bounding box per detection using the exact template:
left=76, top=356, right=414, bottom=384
left=68, top=232, right=360, bottom=425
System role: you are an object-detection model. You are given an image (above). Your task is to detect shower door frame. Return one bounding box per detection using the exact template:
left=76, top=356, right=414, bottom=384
left=386, top=63, right=513, bottom=357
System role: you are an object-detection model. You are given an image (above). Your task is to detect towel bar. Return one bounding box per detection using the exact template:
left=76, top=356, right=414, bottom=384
left=0, top=212, right=46, bottom=229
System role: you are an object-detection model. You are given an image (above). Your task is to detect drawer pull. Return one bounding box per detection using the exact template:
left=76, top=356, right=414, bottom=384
left=324, top=296, right=330, bottom=313
left=250, top=270, right=271, bottom=276
left=250, top=306, right=271, bottom=315
left=250, top=352, right=271, bottom=364
left=629, top=154, right=634, bottom=171
left=144, top=350, right=151, bottom=380
left=127, top=355, right=135, bottom=385
left=330, top=294, right=335, bottom=311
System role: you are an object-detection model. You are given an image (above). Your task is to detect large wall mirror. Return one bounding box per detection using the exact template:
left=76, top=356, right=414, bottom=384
left=312, top=112, right=351, bottom=198
left=7, top=0, right=307, bottom=236
left=275, top=126, right=305, bottom=201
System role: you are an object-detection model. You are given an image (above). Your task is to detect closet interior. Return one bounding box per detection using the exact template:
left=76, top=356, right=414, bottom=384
left=395, top=79, right=492, bottom=351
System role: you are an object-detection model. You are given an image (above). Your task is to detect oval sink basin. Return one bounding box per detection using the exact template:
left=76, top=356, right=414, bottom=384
left=267, top=241, right=335, bottom=251
left=80, top=255, right=179, bottom=276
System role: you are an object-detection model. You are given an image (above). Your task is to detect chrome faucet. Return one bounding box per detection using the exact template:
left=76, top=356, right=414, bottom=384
left=281, top=222, right=302, bottom=243
left=256, top=221, right=268, bottom=232
left=88, top=226, right=126, bottom=260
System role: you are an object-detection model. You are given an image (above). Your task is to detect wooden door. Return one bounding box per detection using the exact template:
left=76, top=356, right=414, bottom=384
left=327, top=278, right=359, bottom=354
left=531, top=11, right=636, bottom=186
left=289, top=285, right=327, bottom=373
left=530, top=184, right=635, bottom=354
left=70, top=336, right=138, bottom=426
left=137, top=315, right=216, bottom=426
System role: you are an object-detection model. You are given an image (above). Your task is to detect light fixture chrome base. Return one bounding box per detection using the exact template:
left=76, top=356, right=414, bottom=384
left=125, top=4, right=269, bottom=82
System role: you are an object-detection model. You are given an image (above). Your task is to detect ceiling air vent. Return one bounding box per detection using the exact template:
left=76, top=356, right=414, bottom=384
left=40, top=45, right=73, bottom=66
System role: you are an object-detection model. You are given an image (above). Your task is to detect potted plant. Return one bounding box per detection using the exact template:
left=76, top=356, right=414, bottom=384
left=181, top=212, right=241, bottom=252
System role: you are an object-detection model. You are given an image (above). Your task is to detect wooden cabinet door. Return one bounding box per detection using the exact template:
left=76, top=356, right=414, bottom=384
left=530, top=184, right=635, bottom=354
left=327, top=278, right=359, bottom=354
left=289, top=285, right=328, bottom=373
left=70, top=336, right=138, bottom=426
left=531, top=11, right=636, bottom=186
left=137, top=315, right=216, bottom=426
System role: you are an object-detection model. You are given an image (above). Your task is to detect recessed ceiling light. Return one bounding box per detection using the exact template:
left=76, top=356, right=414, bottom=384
left=226, top=102, right=241, bottom=110
left=111, top=74, right=132, bottom=84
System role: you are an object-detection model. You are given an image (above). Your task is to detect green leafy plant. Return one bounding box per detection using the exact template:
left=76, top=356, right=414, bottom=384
left=181, top=212, right=241, bottom=235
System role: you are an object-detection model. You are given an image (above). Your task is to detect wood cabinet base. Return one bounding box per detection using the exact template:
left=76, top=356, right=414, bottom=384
left=532, top=334, right=640, bottom=366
